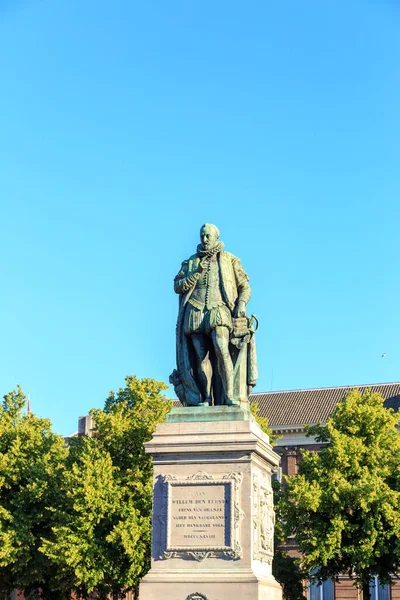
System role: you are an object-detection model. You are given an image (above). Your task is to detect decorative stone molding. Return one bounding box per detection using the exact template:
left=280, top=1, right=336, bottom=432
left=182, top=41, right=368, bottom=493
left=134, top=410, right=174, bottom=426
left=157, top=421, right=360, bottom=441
left=159, top=470, right=243, bottom=561
left=271, top=426, right=305, bottom=435
left=284, top=446, right=298, bottom=455
left=252, top=473, right=274, bottom=564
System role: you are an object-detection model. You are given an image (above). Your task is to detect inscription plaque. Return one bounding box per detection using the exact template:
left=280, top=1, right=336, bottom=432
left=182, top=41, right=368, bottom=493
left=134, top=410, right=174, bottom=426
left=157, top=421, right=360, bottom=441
left=159, top=471, right=244, bottom=561
left=169, top=481, right=229, bottom=547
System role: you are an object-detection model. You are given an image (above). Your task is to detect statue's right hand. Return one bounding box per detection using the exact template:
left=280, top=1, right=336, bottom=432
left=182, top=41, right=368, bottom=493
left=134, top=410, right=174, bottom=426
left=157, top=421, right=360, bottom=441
left=198, top=258, right=209, bottom=273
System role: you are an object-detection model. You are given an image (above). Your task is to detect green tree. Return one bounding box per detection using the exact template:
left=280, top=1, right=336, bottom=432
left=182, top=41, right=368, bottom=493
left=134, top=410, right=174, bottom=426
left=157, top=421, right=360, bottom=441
left=0, top=387, right=67, bottom=599
left=250, top=401, right=278, bottom=444
left=42, top=375, right=172, bottom=599
left=281, top=389, right=400, bottom=600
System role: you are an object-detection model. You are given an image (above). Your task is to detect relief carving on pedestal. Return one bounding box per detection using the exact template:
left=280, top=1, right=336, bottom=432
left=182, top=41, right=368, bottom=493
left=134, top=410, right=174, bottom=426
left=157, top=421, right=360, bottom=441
left=252, top=473, right=274, bottom=564
left=158, top=470, right=244, bottom=562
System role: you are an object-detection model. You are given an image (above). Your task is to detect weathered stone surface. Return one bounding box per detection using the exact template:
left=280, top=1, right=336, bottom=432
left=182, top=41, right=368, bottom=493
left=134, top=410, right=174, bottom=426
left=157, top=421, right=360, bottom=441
left=139, top=411, right=283, bottom=600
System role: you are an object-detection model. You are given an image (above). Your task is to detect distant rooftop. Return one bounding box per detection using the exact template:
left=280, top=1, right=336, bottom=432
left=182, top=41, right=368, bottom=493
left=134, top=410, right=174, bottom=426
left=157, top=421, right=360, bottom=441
left=250, top=382, right=400, bottom=428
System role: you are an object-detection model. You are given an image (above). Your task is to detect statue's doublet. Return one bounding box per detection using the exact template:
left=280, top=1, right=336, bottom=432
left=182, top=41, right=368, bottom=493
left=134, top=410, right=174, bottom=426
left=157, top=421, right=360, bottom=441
left=189, top=253, right=224, bottom=311
left=174, top=250, right=251, bottom=313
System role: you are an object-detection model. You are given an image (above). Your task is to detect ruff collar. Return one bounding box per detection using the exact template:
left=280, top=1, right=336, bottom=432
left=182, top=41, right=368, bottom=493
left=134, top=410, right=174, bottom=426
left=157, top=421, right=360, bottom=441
left=197, top=241, right=224, bottom=258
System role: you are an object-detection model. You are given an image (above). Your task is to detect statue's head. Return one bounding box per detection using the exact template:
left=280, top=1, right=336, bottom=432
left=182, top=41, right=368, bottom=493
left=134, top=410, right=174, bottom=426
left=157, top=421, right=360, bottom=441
left=200, top=223, right=220, bottom=251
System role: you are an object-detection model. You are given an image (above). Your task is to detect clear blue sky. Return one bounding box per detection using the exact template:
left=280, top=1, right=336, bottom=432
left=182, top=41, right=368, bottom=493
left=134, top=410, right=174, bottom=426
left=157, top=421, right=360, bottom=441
left=1, top=0, right=399, bottom=435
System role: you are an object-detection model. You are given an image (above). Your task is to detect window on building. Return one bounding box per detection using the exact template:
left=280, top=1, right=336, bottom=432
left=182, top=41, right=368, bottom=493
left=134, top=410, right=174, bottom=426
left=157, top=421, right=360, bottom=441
left=369, top=576, right=390, bottom=600
left=308, top=577, right=334, bottom=600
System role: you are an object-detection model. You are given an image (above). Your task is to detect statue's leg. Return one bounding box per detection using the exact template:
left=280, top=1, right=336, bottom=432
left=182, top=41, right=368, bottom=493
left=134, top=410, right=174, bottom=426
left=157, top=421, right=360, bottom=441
left=190, top=333, right=212, bottom=405
left=211, top=326, right=235, bottom=404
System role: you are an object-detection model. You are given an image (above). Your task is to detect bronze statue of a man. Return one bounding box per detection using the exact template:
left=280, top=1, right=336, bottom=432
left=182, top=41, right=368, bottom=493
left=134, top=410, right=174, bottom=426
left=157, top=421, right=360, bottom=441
left=170, top=223, right=258, bottom=408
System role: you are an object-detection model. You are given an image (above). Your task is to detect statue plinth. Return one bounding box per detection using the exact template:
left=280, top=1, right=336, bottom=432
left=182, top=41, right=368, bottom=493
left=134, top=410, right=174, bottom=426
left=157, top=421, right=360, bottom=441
left=139, top=408, right=283, bottom=600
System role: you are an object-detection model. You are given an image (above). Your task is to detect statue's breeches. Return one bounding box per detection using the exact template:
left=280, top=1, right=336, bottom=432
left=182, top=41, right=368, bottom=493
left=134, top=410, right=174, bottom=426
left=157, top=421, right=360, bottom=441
left=183, top=305, right=233, bottom=336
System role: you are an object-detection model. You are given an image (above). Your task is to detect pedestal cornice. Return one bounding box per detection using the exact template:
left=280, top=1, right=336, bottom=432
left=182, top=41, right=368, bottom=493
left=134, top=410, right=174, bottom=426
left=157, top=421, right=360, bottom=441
left=145, top=417, right=281, bottom=468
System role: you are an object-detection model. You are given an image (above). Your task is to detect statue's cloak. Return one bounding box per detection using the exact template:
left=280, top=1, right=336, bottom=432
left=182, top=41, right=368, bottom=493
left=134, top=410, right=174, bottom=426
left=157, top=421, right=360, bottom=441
left=174, top=284, right=202, bottom=406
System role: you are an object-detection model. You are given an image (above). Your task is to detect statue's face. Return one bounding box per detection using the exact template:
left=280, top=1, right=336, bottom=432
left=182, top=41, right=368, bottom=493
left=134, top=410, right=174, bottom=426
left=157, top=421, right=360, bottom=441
left=200, top=225, right=218, bottom=250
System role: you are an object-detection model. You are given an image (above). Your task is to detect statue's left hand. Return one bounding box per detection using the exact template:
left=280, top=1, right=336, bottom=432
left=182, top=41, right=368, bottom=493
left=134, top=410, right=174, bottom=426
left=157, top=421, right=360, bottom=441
left=234, top=301, right=247, bottom=318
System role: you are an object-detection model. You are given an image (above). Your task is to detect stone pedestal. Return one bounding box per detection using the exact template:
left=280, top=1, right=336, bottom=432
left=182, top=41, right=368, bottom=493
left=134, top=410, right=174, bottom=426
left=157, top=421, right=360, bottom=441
left=139, top=407, right=283, bottom=600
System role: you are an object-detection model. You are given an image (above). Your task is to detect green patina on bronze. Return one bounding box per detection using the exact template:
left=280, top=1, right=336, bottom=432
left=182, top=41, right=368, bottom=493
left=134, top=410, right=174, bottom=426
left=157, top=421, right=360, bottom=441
left=170, top=223, right=258, bottom=409
left=166, top=405, right=257, bottom=423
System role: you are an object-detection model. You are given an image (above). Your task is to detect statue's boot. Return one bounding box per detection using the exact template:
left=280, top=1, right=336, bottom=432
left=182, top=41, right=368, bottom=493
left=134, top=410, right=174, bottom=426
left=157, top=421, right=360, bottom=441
left=199, top=397, right=211, bottom=406
left=225, top=397, right=240, bottom=407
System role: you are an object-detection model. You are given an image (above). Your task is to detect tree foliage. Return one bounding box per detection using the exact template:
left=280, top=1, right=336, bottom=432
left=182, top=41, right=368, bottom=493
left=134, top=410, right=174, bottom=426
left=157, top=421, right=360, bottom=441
left=0, top=377, right=172, bottom=599
left=250, top=401, right=278, bottom=444
left=272, top=547, right=308, bottom=600
left=280, top=389, right=400, bottom=598
left=41, top=375, right=172, bottom=599
left=0, top=387, right=67, bottom=599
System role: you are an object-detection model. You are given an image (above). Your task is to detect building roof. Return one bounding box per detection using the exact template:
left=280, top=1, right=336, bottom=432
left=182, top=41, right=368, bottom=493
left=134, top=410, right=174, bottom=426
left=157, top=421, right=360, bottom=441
left=250, top=382, right=400, bottom=428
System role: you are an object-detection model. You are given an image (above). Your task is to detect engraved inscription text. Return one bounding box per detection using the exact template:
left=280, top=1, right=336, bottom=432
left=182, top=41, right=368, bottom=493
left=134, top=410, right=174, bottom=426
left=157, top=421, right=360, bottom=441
left=169, top=483, right=228, bottom=548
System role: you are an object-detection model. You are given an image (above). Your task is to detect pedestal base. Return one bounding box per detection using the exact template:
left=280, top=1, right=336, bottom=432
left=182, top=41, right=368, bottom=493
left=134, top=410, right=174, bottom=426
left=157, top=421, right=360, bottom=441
left=140, top=572, right=282, bottom=600
left=140, top=408, right=282, bottom=600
